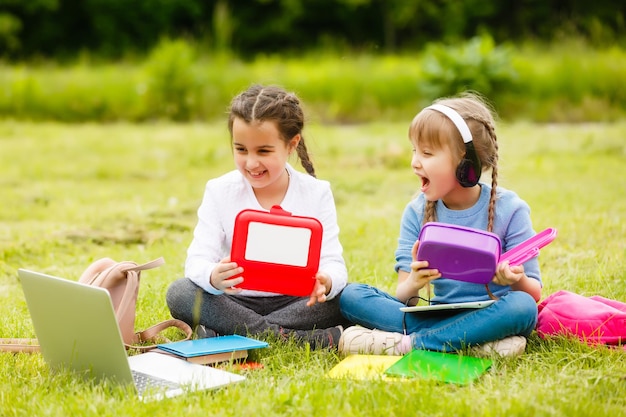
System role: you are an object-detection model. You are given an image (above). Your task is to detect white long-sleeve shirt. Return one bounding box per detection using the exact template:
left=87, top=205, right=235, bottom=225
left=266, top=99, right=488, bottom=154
left=185, top=163, right=348, bottom=300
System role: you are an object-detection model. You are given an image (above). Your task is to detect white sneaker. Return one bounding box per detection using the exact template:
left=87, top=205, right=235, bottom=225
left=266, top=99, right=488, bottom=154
left=473, top=336, right=527, bottom=357
left=338, top=326, right=406, bottom=355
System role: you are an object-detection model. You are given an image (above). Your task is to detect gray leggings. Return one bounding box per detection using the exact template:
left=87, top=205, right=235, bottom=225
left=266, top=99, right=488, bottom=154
left=166, top=278, right=351, bottom=337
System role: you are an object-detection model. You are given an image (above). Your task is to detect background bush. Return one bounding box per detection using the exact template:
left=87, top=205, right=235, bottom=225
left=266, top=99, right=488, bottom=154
left=143, top=39, right=199, bottom=121
left=419, top=35, right=518, bottom=105
left=0, top=38, right=624, bottom=123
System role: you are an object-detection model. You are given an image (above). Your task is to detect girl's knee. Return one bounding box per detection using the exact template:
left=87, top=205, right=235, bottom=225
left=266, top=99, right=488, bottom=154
left=505, top=291, right=538, bottom=315
left=503, top=291, right=539, bottom=332
left=339, top=283, right=393, bottom=316
left=165, top=278, right=194, bottom=309
left=339, top=283, right=370, bottom=307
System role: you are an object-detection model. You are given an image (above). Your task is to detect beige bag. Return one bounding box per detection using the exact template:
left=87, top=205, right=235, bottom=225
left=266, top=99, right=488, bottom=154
left=1, top=257, right=192, bottom=353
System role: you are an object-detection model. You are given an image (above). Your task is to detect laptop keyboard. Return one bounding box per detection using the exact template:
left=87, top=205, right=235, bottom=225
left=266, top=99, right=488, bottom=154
left=132, top=369, right=181, bottom=396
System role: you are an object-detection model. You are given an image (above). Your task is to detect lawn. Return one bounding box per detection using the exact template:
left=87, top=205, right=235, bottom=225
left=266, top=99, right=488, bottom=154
left=1, top=119, right=625, bottom=416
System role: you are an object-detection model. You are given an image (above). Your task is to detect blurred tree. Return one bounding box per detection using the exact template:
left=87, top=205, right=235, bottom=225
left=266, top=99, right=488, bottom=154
left=213, top=0, right=232, bottom=52
left=0, top=0, right=624, bottom=60
left=0, top=12, right=20, bottom=52
left=0, top=0, right=58, bottom=56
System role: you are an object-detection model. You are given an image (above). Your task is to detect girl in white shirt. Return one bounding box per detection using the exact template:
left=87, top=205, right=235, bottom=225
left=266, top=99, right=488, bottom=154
left=166, top=84, right=350, bottom=349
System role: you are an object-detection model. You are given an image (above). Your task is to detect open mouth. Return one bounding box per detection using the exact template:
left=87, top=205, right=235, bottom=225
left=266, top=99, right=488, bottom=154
left=420, top=176, right=430, bottom=190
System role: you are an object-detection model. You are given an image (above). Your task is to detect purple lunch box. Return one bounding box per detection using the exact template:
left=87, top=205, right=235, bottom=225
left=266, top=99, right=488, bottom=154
left=416, top=222, right=557, bottom=285
left=417, top=222, right=501, bottom=284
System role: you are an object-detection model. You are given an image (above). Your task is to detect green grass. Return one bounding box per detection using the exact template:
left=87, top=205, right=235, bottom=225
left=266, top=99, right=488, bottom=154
left=1, top=120, right=625, bottom=416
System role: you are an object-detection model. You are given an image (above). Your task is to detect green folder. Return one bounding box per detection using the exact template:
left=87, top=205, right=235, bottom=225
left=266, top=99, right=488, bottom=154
left=383, top=349, right=492, bottom=385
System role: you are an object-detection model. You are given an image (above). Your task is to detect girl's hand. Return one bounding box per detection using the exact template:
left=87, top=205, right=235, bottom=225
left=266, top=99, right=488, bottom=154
left=408, top=240, right=441, bottom=287
left=210, top=257, right=244, bottom=294
left=396, top=240, right=441, bottom=303
left=492, top=261, right=525, bottom=286
left=307, top=272, right=331, bottom=306
left=493, top=261, right=542, bottom=301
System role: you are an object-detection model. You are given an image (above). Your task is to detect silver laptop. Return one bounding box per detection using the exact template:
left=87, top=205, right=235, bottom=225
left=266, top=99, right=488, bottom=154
left=18, top=269, right=246, bottom=401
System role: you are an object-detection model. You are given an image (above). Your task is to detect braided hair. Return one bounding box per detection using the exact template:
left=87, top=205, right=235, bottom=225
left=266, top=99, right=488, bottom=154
left=227, top=84, right=316, bottom=177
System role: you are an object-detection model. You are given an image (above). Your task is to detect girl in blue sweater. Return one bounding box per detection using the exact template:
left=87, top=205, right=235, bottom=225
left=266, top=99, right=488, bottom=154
left=339, top=93, right=541, bottom=357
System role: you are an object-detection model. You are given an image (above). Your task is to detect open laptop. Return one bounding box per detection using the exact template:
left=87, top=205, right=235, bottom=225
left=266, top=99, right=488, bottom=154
left=399, top=299, right=495, bottom=313
left=17, top=269, right=246, bottom=401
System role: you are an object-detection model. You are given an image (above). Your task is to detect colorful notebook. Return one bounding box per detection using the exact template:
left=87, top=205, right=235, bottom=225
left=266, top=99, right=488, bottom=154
left=383, top=349, right=492, bottom=385
left=157, top=335, right=268, bottom=358
left=326, top=355, right=404, bottom=380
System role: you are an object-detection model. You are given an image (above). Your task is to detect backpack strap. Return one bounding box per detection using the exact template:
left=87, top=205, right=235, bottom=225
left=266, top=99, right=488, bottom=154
left=129, top=319, right=193, bottom=352
left=122, top=257, right=166, bottom=272
left=0, top=338, right=39, bottom=353
left=115, top=258, right=165, bottom=332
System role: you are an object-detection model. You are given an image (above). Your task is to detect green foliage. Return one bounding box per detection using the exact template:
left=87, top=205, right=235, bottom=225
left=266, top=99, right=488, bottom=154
left=500, top=41, right=626, bottom=122
left=0, top=41, right=625, bottom=122
left=1, top=66, right=41, bottom=116
left=212, top=0, right=233, bottom=52
left=0, top=12, right=21, bottom=52
left=1, top=120, right=626, bottom=416
left=143, top=39, right=199, bottom=121
left=2, top=0, right=624, bottom=59
left=419, top=35, right=518, bottom=102
left=0, top=63, right=145, bottom=121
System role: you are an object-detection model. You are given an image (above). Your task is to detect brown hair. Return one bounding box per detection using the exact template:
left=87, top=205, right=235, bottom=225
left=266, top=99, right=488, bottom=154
left=409, top=92, right=500, bottom=231
left=227, top=84, right=316, bottom=177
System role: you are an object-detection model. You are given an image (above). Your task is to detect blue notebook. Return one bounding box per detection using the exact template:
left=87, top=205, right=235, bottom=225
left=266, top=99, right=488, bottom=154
left=157, top=335, right=268, bottom=358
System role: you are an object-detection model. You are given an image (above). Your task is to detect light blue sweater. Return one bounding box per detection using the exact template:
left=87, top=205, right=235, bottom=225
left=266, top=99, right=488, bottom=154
left=394, top=184, right=541, bottom=304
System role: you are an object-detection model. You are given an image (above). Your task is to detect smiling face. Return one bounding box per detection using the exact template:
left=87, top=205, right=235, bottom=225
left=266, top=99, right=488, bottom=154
left=232, top=117, right=299, bottom=194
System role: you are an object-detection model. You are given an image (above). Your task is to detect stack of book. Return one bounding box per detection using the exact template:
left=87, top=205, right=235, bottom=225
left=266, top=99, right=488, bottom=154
left=156, top=334, right=268, bottom=365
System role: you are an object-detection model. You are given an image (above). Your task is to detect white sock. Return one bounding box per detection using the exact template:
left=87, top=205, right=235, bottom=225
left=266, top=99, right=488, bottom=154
left=399, top=334, right=412, bottom=354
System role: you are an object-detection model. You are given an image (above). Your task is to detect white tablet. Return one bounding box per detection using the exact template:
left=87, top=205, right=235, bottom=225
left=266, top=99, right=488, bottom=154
left=400, top=300, right=496, bottom=313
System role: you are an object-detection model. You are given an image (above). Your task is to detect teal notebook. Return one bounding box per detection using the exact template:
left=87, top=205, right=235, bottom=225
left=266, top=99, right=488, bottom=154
left=383, top=349, right=492, bottom=385
left=157, top=335, right=268, bottom=358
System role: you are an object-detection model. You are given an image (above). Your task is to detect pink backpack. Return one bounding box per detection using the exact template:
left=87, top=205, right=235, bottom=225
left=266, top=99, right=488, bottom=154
left=537, top=290, right=626, bottom=348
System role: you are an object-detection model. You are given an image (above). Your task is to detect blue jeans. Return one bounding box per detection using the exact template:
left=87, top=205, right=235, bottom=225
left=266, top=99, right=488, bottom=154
left=339, top=284, right=538, bottom=352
